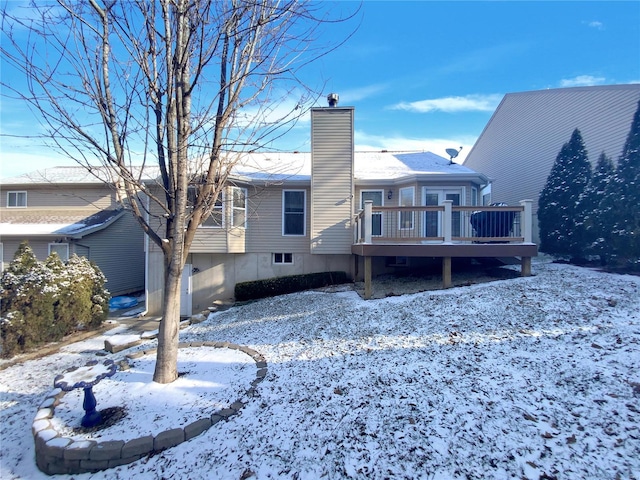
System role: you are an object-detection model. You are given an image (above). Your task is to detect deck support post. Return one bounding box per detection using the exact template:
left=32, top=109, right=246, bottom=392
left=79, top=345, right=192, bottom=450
left=442, top=257, right=452, bottom=288
left=364, top=256, right=372, bottom=299
left=521, top=256, right=532, bottom=277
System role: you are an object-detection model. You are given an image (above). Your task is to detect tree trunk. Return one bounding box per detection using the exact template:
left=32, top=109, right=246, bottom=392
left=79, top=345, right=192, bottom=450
left=153, top=259, right=182, bottom=384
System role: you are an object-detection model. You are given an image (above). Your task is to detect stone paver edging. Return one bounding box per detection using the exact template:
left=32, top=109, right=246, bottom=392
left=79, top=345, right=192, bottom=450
left=32, top=342, right=267, bottom=475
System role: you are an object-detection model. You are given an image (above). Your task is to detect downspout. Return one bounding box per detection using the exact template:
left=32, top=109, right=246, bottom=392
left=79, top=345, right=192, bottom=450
left=137, top=193, right=150, bottom=318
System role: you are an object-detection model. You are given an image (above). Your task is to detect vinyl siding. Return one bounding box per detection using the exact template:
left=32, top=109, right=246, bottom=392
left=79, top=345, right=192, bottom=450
left=79, top=212, right=145, bottom=295
left=189, top=227, right=228, bottom=253
left=464, top=84, right=640, bottom=213
left=245, top=186, right=311, bottom=253
left=0, top=185, right=115, bottom=209
left=1, top=238, right=50, bottom=264
left=310, top=108, right=354, bottom=254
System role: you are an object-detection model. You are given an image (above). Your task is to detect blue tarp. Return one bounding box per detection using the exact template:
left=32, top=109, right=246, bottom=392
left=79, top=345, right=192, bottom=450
left=109, top=296, right=138, bottom=310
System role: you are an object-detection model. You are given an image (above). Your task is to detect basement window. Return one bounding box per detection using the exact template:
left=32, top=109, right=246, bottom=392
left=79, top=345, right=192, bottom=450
left=273, top=253, right=293, bottom=264
left=386, top=256, right=408, bottom=267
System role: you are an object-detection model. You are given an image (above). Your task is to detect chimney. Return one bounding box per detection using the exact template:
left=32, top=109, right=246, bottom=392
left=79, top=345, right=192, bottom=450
left=310, top=99, right=354, bottom=255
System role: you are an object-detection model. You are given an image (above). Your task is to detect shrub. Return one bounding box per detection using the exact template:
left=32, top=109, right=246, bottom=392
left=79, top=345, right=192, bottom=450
left=0, top=243, right=110, bottom=358
left=235, top=271, right=349, bottom=302
left=0, top=243, right=57, bottom=355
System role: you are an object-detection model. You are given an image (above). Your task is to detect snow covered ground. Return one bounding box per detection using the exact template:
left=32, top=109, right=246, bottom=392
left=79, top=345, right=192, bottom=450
left=1, top=261, right=639, bottom=479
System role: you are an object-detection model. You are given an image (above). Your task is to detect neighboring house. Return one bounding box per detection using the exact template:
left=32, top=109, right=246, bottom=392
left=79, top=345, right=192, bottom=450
left=146, top=103, right=536, bottom=315
left=463, top=84, right=640, bottom=243
left=0, top=167, right=145, bottom=296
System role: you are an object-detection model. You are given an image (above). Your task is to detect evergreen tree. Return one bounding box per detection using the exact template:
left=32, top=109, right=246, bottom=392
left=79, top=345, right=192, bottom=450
left=538, top=128, right=592, bottom=259
left=600, top=100, right=640, bottom=265
left=584, top=152, right=615, bottom=262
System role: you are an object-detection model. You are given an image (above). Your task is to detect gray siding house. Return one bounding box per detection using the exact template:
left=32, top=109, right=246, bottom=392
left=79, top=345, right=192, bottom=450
left=463, top=84, right=640, bottom=242
left=0, top=168, right=145, bottom=296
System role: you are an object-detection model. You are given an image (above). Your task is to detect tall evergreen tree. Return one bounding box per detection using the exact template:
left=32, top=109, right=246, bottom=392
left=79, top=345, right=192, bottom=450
left=600, top=100, right=640, bottom=263
left=538, top=128, right=592, bottom=259
left=584, top=152, right=615, bottom=262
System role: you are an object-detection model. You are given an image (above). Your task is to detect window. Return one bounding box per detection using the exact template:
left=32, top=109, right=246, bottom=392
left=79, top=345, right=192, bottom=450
left=361, top=190, right=383, bottom=236
left=7, top=191, right=27, bottom=208
left=187, top=187, right=223, bottom=228
left=202, top=193, right=223, bottom=227
left=386, top=256, right=408, bottom=267
left=231, top=187, right=247, bottom=228
left=424, top=188, right=463, bottom=237
left=471, top=187, right=478, bottom=207
left=283, top=190, right=306, bottom=236
left=48, top=243, right=69, bottom=261
left=273, top=253, right=293, bottom=264
left=399, top=187, right=415, bottom=230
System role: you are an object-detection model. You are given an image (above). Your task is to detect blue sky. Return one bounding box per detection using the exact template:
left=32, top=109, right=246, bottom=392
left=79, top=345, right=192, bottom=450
left=1, top=1, right=639, bottom=178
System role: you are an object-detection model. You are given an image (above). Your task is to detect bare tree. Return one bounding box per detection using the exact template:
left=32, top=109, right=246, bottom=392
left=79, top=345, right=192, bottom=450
left=1, top=0, right=356, bottom=383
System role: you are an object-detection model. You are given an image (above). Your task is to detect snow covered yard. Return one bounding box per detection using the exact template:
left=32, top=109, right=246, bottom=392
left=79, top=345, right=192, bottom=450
left=1, top=261, right=639, bottom=479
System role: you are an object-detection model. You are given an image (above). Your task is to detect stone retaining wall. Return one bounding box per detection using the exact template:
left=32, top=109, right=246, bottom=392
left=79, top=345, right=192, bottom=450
left=33, top=342, right=267, bottom=475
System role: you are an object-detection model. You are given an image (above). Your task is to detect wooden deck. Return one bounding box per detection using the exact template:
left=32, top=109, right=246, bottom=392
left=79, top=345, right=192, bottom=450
left=352, top=200, right=538, bottom=298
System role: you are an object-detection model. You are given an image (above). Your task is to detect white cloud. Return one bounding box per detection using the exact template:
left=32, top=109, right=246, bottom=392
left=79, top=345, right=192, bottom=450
left=354, top=131, right=477, bottom=163
left=559, top=75, right=607, bottom=87
left=389, top=94, right=503, bottom=113
left=338, top=83, right=388, bottom=103
left=585, top=20, right=604, bottom=30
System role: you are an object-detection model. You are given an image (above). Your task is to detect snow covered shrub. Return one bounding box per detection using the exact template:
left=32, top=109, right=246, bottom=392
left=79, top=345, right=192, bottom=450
left=0, top=242, right=57, bottom=356
left=64, top=254, right=109, bottom=329
left=0, top=243, right=110, bottom=357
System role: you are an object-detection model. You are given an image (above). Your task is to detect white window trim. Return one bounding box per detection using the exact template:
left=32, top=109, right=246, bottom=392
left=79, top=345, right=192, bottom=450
left=0, top=242, right=3, bottom=272
left=7, top=191, right=27, bottom=208
left=282, top=189, right=306, bottom=236
left=398, top=186, right=415, bottom=231
left=48, top=243, right=69, bottom=261
left=199, top=190, right=225, bottom=229
left=231, top=187, right=247, bottom=229
left=273, top=252, right=294, bottom=264
left=422, top=186, right=466, bottom=237
left=360, top=189, right=384, bottom=237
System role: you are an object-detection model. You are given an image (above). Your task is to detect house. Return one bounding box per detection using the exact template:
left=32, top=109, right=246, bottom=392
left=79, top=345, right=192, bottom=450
left=1, top=99, right=537, bottom=315
left=146, top=101, right=536, bottom=315
left=0, top=167, right=146, bottom=296
left=463, top=84, right=640, bottom=243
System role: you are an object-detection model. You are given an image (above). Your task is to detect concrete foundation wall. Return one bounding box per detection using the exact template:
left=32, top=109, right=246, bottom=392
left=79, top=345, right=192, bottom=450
left=148, top=252, right=354, bottom=315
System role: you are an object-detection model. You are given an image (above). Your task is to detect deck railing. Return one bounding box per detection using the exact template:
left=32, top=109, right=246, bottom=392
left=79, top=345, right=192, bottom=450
left=354, top=200, right=533, bottom=245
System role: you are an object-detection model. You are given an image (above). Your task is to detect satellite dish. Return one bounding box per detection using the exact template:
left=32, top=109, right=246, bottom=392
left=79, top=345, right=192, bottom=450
left=446, top=146, right=463, bottom=164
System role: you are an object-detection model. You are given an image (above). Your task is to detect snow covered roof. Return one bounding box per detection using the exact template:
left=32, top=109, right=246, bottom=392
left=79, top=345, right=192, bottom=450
left=1, top=151, right=488, bottom=187
left=229, top=150, right=488, bottom=184
left=0, top=208, right=125, bottom=238
left=1, top=166, right=158, bottom=185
